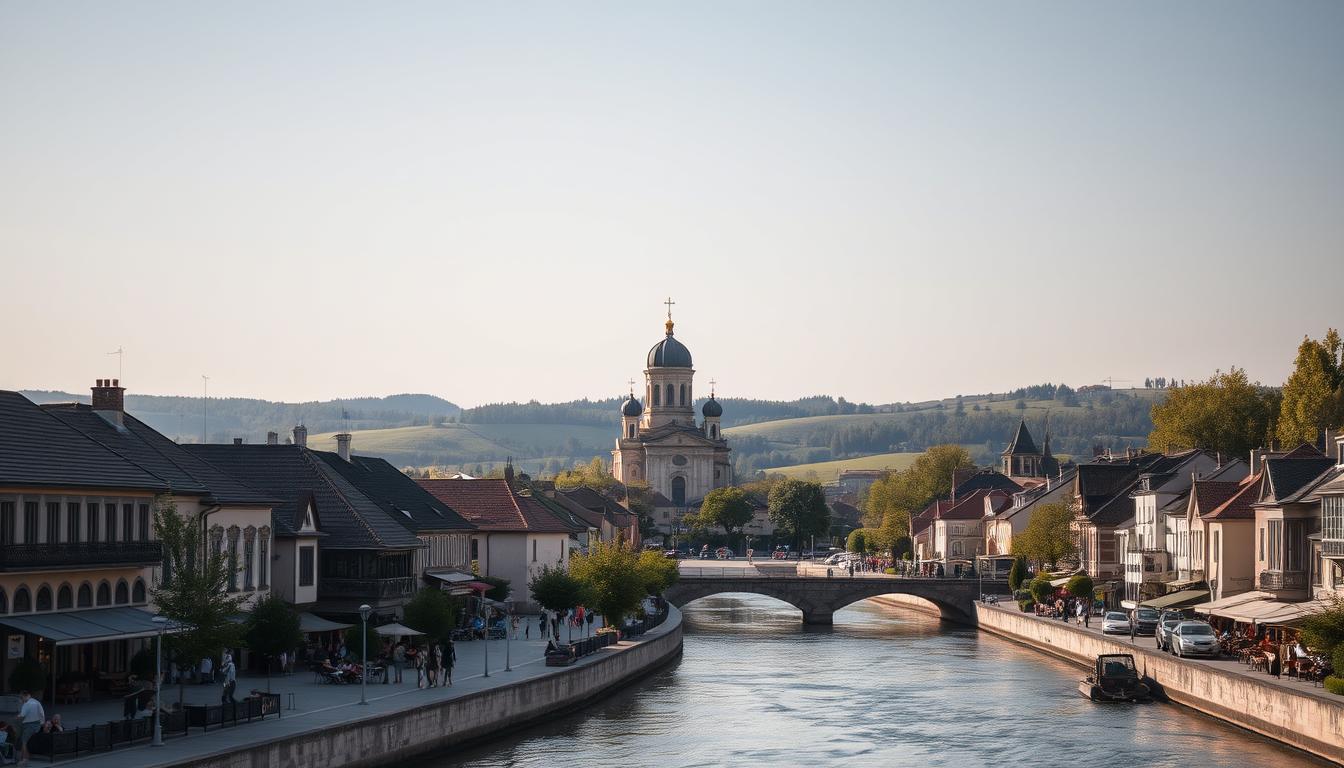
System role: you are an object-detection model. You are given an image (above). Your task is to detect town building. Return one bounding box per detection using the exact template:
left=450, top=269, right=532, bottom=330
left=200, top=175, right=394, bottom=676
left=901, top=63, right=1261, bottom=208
left=1000, top=419, right=1059, bottom=482
left=983, top=468, right=1077, bottom=558
left=931, top=489, right=1011, bottom=568
left=835, top=469, right=886, bottom=499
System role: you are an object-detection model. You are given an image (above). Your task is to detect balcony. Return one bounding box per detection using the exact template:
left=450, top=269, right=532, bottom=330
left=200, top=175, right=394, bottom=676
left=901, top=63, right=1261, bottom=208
left=1259, top=570, right=1307, bottom=591
left=319, top=577, right=417, bottom=602
left=1324, top=540, right=1344, bottom=558
left=0, top=542, right=162, bottom=572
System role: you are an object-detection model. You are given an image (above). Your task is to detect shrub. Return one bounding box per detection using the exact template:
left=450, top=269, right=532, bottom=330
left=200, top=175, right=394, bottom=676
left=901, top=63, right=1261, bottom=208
left=1325, top=676, right=1344, bottom=696
left=1008, top=556, right=1028, bottom=592
left=1029, top=575, right=1055, bottom=604
left=883, top=567, right=896, bottom=575
left=1013, top=589, right=1033, bottom=602
left=1065, top=574, right=1094, bottom=601
left=1333, top=645, right=1344, bottom=680
left=1017, top=599, right=1035, bottom=613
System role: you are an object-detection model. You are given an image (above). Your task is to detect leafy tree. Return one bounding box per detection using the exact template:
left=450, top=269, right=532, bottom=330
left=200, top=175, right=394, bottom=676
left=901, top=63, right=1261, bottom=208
left=862, top=445, right=974, bottom=558
left=245, top=593, right=303, bottom=690
left=527, top=565, right=588, bottom=614
left=152, top=496, right=245, bottom=707
left=569, top=541, right=647, bottom=627
left=1300, top=594, right=1344, bottom=655
left=635, top=549, right=679, bottom=595
left=1065, top=574, right=1094, bottom=602
left=344, top=622, right=380, bottom=662
left=477, top=575, right=511, bottom=602
left=1011, top=499, right=1077, bottom=569
left=846, top=528, right=868, bottom=554
left=1008, top=555, right=1028, bottom=592
left=1279, top=330, right=1344, bottom=446
left=767, top=479, right=831, bottom=552
left=697, top=487, right=754, bottom=548
left=554, top=457, right=618, bottom=493
left=1029, top=574, right=1056, bottom=604
left=1148, top=368, right=1277, bottom=457
left=403, top=587, right=462, bottom=644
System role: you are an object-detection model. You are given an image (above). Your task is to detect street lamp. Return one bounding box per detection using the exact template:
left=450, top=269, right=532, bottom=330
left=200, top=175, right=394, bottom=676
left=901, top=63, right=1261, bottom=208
left=358, top=604, right=372, bottom=705
left=482, top=602, right=490, bottom=679
left=505, top=608, right=512, bottom=672
left=151, top=615, right=169, bottom=747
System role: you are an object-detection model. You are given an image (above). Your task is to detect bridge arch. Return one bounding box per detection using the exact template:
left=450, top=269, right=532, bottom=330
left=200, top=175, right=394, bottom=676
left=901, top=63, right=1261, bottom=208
left=665, top=576, right=985, bottom=625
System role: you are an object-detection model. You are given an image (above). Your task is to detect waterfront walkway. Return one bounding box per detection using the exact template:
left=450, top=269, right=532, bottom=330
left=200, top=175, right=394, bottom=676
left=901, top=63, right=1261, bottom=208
left=45, top=616, right=644, bottom=768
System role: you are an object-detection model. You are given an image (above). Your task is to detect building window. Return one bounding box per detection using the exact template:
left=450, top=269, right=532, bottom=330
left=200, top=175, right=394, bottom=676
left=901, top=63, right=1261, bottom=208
left=665, top=384, right=674, bottom=407
left=138, top=504, right=150, bottom=541
left=122, top=504, right=134, bottom=541
left=0, top=502, right=14, bottom=545
left=1259, top=526, right=1265, bottom=562
left=1268, top=520, right=1283, bottom=570
left=532, top=539, right=537, bottom=562
left=114, top=580, right=129, bottom=604
left=105, top=505, right=116, bottom=543
left=77, top=583, right=92, bottom=608
left=671, top=476, right=686, bottom=506
left=67, top=503, right=81, bottom=544
left=680, top=384, right=687, bottom=405
left=628, top=424, right=635, bottom=438
left=299, top=546, right=315, bottom=587
left=96, top=581, right=110, bottom=606
left=0, top=589, right=7, bottom=614
left=243, top=526, right=256, bottom=590
left=86, top=503, right=98, bottom=542
left=57, top=584, right=72, bottom=610
left=24, top=502, right=38, bottom=544
left=259, top=527, right=270, bottom=588
left=13, top=587, right=31, bottom=613
left=710, top=425, right=717, bottom=438
left=226, top=526, right=240, bottom=592
left=45, top=502, right=59, bottom=544
left=132, top=579, right=146, bottom=603
left=36, top=585, right=52, bottom=611
left=652, top=386, right=660, bottom=406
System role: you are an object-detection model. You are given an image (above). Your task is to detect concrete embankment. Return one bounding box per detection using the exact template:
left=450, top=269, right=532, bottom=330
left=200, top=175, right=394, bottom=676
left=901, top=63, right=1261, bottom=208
left=171, top=608, right=683, bottom=768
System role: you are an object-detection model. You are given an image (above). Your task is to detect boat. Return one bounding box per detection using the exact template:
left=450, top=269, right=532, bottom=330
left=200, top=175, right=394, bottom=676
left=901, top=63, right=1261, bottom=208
left=1078, top=653, right=1151, bottom=702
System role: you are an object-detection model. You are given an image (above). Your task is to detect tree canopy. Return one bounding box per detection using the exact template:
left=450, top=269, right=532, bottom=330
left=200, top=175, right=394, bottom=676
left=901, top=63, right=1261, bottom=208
left=245, top=594, right=303, bottom=685
left=767, top=478, right=831, bottom=550
left=527, top=565, right=589, bottom=613
left=862, top=445, right=974, bottom=556
left=554, top=457, right=618, bottom=493
left=693, top=487, right=755, bottom=546
left=635, top=549, right=679, bottom=595
left=568, top=541, right=647, bottom=626
left=1278, top=329, right=1344, bottom=446
left=1011, top=499, right=1077, bottom=569
left=402, top=587, right=462, bottom=644
left=1147, top=367, right=1277, bottom=457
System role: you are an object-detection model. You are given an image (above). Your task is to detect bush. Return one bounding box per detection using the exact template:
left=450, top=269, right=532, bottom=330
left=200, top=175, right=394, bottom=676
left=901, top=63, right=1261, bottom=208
left=883, top=567, right=896, bottom=575
left=477, top=575, right=511, bottom=602
left=1012, top=589, right=1033, bottom=602
left=1065, top=574, right=1094, bottom=602
left=1029, top=576, right=1055, bottom=604
left=1008, top=556, right=1028, bottom=592
left=1333, top=645, right=1344, bottom=680
left=1017, top=599, right=1035, bottom=613
left=8, top=657, right=45, bottom=693
left=1325, top=676, right=1344, bottom=696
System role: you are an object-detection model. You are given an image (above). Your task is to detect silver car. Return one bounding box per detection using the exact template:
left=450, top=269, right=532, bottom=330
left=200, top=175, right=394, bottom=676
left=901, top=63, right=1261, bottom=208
left=1101, top=611, right=1131, bottom=635
left=1170, top=621, right=1221, bottom=658
left=1155, top=616, right=1183, bottom=651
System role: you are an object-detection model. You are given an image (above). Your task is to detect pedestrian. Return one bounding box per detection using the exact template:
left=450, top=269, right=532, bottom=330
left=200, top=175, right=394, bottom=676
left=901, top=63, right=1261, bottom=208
left=220, top=655, right=237, bottom=704
left=425, top=643, right=439, bottom=688
left=17, top=690, right=43, bottom=766
left=413, top=646, right=427, bottom=689
left=1083, top=602, right=1091, bottom=629
left=1129, top=613, right=1137, bottom=643
left=1075, top=601, right=1084, bottom=626
left=199, top=655, right=213, bottom=685
left=538, top=614, right=546, bottom=641
left=525, top=618, right=531, bottom=640
left=443, top=640, right=456, bottom=686
left=392, top=640, right=406, bottom=683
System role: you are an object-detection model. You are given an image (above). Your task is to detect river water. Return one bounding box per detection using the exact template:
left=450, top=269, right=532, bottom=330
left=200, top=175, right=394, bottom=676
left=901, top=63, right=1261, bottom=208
left=431, top=594, right=1326, bottom=768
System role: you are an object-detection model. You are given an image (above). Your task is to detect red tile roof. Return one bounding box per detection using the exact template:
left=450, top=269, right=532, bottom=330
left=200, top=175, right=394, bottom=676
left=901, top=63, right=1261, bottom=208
left=1202, top=473, right=1259, bottom=520
left=416, top=479, right=576, bottom=533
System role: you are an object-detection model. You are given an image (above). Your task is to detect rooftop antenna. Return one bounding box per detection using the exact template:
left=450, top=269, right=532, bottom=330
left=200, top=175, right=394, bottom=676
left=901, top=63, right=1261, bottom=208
left=107, top=347, right=124, bottom=380
left=201, top=374, right=210, bottom=444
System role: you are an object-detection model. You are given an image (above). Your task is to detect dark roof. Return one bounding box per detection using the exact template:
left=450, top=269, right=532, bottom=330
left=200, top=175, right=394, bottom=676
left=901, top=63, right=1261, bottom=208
left=1076, top=453, right=1174, bottom=527
left=1002, top=419, right=1039, bottom=456
left=0, top=391, right=167, bottom=492
left=558, top=486, right=634, bottom=528
left=1261, top=451, right=1334, bottom=504
left=1190, top=480, right=1242, bottom=518
left=311, top=453, right=474, bottom=533
left=621, top=396, right=643, bottom=417
left=416, top=479, right=580, bottom=533
left=42, top=404, right=275, bottom=506
left=939, top=489, right=1008, bottom=521
left=1203, top=475, right=1259, bottom=520
left=185, top=444, right=422, bottom=549
left=953, top=470, right=1022, bottom=498
left=996, top=468, right=1079, bottom=521
left=646, top=327, right=693, bottom=368
left=701, top=397, right=723, bottom=418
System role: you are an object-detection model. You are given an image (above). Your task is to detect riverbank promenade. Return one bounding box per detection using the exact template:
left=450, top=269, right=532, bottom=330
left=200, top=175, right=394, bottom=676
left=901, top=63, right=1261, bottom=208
left=42, top=612, right=673, bottom=768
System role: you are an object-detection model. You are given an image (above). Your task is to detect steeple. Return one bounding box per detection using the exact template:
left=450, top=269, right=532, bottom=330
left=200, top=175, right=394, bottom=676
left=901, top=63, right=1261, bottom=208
left=664, top=296, right=675, bottom=335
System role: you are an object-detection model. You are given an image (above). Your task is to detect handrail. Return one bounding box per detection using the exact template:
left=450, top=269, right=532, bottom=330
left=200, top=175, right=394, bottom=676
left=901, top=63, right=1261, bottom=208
left=677, top=566, right=1009, bottom=583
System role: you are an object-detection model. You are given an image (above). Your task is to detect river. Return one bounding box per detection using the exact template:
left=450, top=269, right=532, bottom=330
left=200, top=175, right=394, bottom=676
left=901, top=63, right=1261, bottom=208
left=429, top=594, right=1327, bottom=767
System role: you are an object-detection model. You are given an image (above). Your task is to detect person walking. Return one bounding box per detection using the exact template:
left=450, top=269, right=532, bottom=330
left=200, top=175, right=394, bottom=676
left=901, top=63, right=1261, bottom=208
left=392, top=640, right=406, bottom=684
left=425, top=643, right=439, bottom=688
left=199, top=655, right=213, bottom=684
left=17, top=690, right=43, bottom=766
left=220, top=655, right=237, bottom=704
left=443, top=640, right=456, bottom=686
left=1083, top=602, right=1091, bottom=629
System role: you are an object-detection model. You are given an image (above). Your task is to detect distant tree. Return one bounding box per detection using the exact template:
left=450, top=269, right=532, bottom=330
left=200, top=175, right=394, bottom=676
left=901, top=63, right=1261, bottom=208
left=768, top=479, right=831, bottom=552
left=344, top=622, right=379, bottom=662
left=555, top=457, right=618, bottom=493
left=1278, top=330, right=1344, bottom=446
left=1147, top=368, right=1277, bottom=457
left=1145, top=378, right=1153, bottom=389
left=1011, top=499, right=1077, bottom=570
left=698, top=487, right=755, bottom=548
left=846, top=528, right=868, bottom=554
left=528, top=565, right=589, bottom=614
left=403, top=587, right=462, bottom=645
left=477, top=575, right=511, bottom=602
left=245, top=593, right=303, bottom=690
left=1008, top=555, right=1029, bottom=592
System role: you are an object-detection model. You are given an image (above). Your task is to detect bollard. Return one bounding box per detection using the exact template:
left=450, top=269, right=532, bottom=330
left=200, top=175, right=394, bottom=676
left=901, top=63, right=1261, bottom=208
left=287, top=692, right=296, bottom=711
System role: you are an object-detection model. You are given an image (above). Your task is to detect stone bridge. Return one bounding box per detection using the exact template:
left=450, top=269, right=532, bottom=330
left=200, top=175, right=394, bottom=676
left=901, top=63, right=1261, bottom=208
left=664, top=572, right=1007, bottom=625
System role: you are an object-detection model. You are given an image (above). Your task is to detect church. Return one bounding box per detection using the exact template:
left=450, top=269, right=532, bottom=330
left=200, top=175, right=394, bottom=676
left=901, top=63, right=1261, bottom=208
left=611, top=302, right=732, bottom=522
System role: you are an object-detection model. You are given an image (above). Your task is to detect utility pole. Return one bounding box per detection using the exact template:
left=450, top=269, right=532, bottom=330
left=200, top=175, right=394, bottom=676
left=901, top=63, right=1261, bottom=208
left=108, top=347, right=124, bottom=380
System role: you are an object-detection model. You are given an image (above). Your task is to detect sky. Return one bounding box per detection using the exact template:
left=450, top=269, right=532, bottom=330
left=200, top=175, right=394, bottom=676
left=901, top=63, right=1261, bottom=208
left=2, top=1, right=1342, bottom=408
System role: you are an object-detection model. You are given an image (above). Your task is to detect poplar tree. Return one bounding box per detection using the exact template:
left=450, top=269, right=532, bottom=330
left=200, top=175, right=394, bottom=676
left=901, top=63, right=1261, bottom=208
left=1278, top=330, right=1344, bottom=446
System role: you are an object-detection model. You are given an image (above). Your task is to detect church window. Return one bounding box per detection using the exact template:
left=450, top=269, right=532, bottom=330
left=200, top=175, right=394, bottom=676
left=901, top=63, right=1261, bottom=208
left=628, top=424, right=635, bottom=439
left=653, top=386, right=660, bottom=406
left=672, top=455, right=687, bottom=466
left=665, top=384, right=674, bottom=406
left=680, top=384, right=687, bottom=405
left=710, top=425, right=717, bottom=438
left=671, top=476, right=686, bottom=506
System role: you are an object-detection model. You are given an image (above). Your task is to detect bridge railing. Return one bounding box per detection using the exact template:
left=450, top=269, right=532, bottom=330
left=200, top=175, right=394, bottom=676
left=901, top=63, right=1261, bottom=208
left=677, top=566, right=1010, bottom=584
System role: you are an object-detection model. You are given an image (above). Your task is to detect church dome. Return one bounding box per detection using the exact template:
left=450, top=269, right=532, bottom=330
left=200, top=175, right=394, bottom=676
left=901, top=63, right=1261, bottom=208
left=621, top=396, right=643, bottom=417
left=701, top=396, right=722, bottom=418
left=646, top=322, right=693, bottom=368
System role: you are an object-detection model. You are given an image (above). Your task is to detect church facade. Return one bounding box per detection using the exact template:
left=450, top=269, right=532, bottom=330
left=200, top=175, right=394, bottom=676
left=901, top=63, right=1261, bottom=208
left=611, top=308, right=732, bottom=520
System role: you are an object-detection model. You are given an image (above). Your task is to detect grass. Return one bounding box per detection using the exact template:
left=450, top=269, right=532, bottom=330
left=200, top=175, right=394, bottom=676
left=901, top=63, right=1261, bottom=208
left=765, top=452, right=924, bottom=481
left=306, top=422, right=614, bottom=468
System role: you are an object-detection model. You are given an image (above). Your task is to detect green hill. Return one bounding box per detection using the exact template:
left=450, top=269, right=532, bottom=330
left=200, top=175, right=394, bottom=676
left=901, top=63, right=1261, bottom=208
left=766, top=452, right=925, bottom=482
left=306, top=422, right=614, bottom=475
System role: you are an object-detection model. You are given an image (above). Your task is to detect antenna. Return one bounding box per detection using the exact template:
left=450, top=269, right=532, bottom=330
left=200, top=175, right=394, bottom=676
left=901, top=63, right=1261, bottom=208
left=201, top=375, right=210, bottom=444
left=107, top=347, right=124, bottom=380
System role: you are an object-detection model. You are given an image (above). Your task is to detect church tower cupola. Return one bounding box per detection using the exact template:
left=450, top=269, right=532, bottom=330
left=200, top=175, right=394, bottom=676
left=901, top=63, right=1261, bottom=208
left=643, top=298, right=695, bottom=429
left=620, top=384, right=642, bottom=440
left=702, top=380, right=723, bottom=440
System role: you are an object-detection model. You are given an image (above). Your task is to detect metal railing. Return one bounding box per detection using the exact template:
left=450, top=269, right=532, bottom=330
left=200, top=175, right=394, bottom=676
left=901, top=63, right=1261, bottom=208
left=1258, top=570, right=1307, bottom=590
left=0, top=541, right=162, bottom=571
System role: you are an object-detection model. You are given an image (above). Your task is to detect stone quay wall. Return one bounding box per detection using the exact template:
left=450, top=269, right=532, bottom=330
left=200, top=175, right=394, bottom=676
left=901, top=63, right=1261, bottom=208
left=170, top=608, right=684, bottom=768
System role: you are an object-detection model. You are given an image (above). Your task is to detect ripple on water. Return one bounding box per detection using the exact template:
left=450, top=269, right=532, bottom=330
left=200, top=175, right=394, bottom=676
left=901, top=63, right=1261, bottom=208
left=422, top=595, right=1329, bottom=768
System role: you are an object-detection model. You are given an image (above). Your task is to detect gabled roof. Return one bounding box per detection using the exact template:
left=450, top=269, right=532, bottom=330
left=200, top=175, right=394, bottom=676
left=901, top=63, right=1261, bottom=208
left=938, top=489, right=1009, bottom=521
left=0, top=391, right=167, bottom=492
left=42, top=404, right=275, bottom=506
left=311, top=453, right=474, bottom=533
left=1305, top=467, right=1344, bottom=499
left=1259, top=447, right=1334, bottom=505
left=1077, top=453, right=1177, bottom=527
left=995, top=467, right=1079, bottom=522
left=953, top=470, right=1022, bottom=498
left=416, top=479, right=581, bottom=533
left=559, top=486, right=634, bottom=528
left=912, top=499, right=953, bottom=534
left=1002, top=419, right=1039, bottom=456
left=1189, top=480, right=1242, bottom=519
left=1202, top=474, right=1260, bottom=520
left=185, top=444, right=422, bottom=549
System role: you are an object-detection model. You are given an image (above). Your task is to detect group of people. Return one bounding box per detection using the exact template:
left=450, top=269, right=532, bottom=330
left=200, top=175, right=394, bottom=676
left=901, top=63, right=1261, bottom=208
left=535, top=607, right=594, bottom=642
left=0, top=691, right=60, bottom=765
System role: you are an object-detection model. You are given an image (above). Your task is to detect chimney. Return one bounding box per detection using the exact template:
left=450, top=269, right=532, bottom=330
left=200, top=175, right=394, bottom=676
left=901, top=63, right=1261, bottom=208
left=293, top=424, right=307, bottom=447
left=233, top=438, right=243, bottom=445
left=91, top=378, right=126, bottom=427
left=336, top=433, right=352, bottom=462
left=266, top=431, right=278, bottom=446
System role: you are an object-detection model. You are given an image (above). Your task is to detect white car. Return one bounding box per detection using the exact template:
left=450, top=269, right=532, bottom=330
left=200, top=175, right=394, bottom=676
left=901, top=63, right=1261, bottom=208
left=1101, top=611, right=1131, bottom=635
left=824, top=552, right=860, bottom=566
left=1170, top=621, right=1221, bottom=658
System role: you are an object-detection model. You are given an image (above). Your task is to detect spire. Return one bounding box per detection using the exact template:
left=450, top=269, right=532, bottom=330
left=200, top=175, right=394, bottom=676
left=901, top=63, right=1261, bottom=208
left=664, top=296, right=675, bottom=335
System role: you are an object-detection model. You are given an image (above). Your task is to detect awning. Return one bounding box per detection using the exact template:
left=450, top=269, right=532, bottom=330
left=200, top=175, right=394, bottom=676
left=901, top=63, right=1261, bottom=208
left=1049, top=577, right=1071, bottom=587
left=299, top=613, right=352, bottom=633
left=1192, top=591, right=1325, bottom=624
left=1141, top=589, right=1210, bottom=610
left=467, top=581, right=493, bottom=593
left=0, top=607, right=179, bottom=647
left=1257, top=599, right=1329, bottom=627
left=1193, top=591, right=1270, bottom=616
left=427, top=571, right=475, bottom=584
left=374, top=622, right=424, bottom=637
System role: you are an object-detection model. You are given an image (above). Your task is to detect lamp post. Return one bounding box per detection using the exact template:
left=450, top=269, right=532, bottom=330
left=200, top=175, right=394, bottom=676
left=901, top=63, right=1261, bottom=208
left=482, top=603, right=490, bottom=679
left=505, top=609, right=512, bottom=672
left=151, top=616, right=169, bottom=747
left=358, top=604, right=372, bottom=705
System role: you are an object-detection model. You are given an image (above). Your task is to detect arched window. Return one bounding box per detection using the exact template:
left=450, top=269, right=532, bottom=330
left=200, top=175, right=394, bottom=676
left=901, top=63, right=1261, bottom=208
left=671, top=476, right=686, bottom=507
left=652, top=386, right=660, bottom=406
left=35, top=585, right=52, bottom=612
left=0, top=588, right=8, bottom=614
left=710, top=425, right=718, bottom=438
left=96, top=581, right=111, bottom=606
left=227, top=526, right=240, bottom=592
left=951, top=540, right=963, bottom=556
left=243, top=526, right=256, bottom=590
left=132, top=579, right=147, bottom=604
left=259, top=526, right=271, bottom=588
left=57, top=584, right=73, bottom=610
left=77, top=583, right=92, bottom=608
left=680, top=384, right=687, bottom=405
left=13, top=586, right=31, bottom=613
left=627, top=424, right=635, bottom=438
left=114, top=579, right=129, bottom=605
left=665, top=384, right=674, bottom=407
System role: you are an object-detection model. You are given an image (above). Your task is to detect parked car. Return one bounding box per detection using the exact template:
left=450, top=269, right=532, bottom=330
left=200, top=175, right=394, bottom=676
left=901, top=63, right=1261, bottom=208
left=1131, top=607, right=1160, bottom=636
left=824, top=552, right=860, bottom=566
left=715, top=547, right=733, bottom=560
left=1169, top=621, right=1221, bottom=658
left=1155, top=616, right=1184, bottom=651
left=1102, top=612, right=1132, bottom=635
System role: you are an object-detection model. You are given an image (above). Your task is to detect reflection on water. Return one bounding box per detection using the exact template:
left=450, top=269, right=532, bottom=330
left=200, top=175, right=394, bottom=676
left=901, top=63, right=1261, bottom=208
left=426, top=594, right=1325, bottom=768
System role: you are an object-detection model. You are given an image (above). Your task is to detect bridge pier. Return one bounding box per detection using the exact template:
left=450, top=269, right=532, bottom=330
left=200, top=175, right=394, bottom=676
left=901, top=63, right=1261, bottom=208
left=801, top=609, right=833, bottom=625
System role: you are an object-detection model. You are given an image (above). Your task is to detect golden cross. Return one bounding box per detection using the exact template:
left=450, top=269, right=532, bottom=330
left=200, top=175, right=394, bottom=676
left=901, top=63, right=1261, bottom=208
left=664, top=296, right=675, bottom=320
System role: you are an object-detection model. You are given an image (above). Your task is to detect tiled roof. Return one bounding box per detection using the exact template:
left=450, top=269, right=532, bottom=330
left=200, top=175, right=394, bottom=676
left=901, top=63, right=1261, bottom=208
left=1002, top=419, right=1039, bottom=456
left=1190, top=480, right=1242, bottom=518
left=939, top=489, right=1005, bottom=520
left=1262, top=452, right=1334, bottom=504
left=559, top=486, right=634, bottom=528
left=416, top=479, right=579, bottom=533
left=0, top=391, right=167, bottom=492
left=1305, top=468, right=1344, bottom=499
left=1203, top=474, right=1260, bottom=520
left=996, top=468, right=1079, bottom=521
left=953, top=470, right=1022, bottom=498
left=312, top=453, right=473, bottom=533
left=42, top=404, right=275, bottom=506
left=185, top=444, right=422, bottom=549
left=1078, top=453, right=1177, bottom=527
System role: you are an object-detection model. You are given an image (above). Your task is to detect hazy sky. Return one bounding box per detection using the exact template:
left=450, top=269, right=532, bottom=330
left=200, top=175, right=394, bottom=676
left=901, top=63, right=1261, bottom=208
left=3, top=1, right=1341, bottom=407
